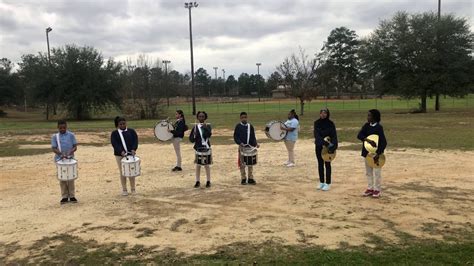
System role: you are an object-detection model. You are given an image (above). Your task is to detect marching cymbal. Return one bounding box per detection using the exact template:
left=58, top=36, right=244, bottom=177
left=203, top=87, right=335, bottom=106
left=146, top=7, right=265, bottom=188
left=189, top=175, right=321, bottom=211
left=322, top=146, right=336, bottom=162
left=364, top=134, right=379, bottom=154
left=366, top=153, right=386, bottom=168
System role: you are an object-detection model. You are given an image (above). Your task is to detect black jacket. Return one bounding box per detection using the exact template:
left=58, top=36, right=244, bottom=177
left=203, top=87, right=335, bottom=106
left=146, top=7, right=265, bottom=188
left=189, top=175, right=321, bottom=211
left=233, top=123, right=257, bottom=147
left=189, top=124, right=212, bottom=150
left=357, top=123, right=387, bottom=157
left=314, top=116, right=338, bottom=149
left=170, top=119, right=186, bottom=138
left=111, top=128, right=139, bottom=156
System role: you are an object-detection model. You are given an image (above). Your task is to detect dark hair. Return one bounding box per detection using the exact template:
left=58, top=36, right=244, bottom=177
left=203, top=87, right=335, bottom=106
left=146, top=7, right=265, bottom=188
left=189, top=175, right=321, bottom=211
left=240, top=112, right=247, bottom=117
left=176, top=110, right=185, bottom=119
left=290, top=109, right=299, bottom=121
left=369, top=109, right=381, bottom=123
left=196, top=111, right=208, bottom=120
left=57, top=120, right=67, bottom=126
left=114, top=116, right=126, bottom=127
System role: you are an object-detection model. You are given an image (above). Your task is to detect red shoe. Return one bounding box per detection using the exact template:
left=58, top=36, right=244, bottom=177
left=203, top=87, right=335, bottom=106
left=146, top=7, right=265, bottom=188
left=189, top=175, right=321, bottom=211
left=363, top=189, right=373, bottom=197
left=372, top=190, right=381, bottom=198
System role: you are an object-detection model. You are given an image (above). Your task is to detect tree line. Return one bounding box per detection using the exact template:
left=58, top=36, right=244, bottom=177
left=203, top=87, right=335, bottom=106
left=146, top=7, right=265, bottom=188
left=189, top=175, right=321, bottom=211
left=0, top=11, right=472, bottom=119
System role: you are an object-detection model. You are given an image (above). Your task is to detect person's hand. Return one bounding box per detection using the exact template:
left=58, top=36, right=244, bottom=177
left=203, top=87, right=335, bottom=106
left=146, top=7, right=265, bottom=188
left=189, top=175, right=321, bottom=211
left=131, top=150, right=136, bottom=156
left=322, top=140, right=329, bottom=146
left=257, top=144, right=260, bottom=148
left=280, top=126, right=286, bottom=131
left=367, top=140, right=377, bottom=147
left=121, top=151, right=126, bottom=157
left=374, top=154, right=380, bottom=164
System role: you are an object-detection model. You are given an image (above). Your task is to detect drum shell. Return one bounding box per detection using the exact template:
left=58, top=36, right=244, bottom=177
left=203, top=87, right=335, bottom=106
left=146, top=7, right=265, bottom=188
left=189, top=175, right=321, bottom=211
left=121, top=156, right=141, bottom=177
left=56, top=158, right=78, bottom=181
left=195, top=149, right=212, bottom=165
left=240, top=147, right=257, bottom=166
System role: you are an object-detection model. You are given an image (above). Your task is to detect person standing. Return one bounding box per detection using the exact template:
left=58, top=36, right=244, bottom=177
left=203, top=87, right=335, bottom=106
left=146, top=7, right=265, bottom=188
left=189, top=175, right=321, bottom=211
left=169, top=110, right=187, bottom=171
left=189, top=111, right=212, bottom=188
left=281, top=109, right=299, bottom=167
left=314, top=108, right=338, bottom=191
left=233, top=112, right=259, bottom=185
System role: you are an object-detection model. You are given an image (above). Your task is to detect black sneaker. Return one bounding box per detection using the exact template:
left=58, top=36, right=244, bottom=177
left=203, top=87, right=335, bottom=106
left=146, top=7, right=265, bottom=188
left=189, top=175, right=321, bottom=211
left=206, top=181, right=211, bottom=188
left=194, top=181, right=200, bottom=188
left=172, top=166, right=183, bottom=172
left=241, top=179, right=247, bottom=185
left=248, top=179, right=257, bottom=185
left=60, top=198, right=68, bottom=204
left=69, top=197, right=78, bottom=203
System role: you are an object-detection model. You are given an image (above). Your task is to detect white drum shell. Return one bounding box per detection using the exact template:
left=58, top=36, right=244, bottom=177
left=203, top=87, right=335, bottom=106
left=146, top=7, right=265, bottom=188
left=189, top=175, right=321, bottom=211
left=56, top=158, right=78, bottom=181
left=154, top=120, right=174, bottom=141
left=265, top=120, right=287, bottom=141
left=121, top=156, right=141, bottom=177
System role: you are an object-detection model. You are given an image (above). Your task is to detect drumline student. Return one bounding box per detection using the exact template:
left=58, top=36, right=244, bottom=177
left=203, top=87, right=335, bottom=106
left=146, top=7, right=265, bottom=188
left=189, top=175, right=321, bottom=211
left=111, top=116, right=139, bottom=196
left=189, top=111, right=212, bottom=188
left=314, top=108, right=338, bottom=191
left=233, top=112, right=259, bottom=185
left=169, top=110, right=187, bottom=172
left=357, top=109, right=387, bottom=198
left=51, top=120, right=78, bottom=204
left=281, top=109, right=299, bottom=167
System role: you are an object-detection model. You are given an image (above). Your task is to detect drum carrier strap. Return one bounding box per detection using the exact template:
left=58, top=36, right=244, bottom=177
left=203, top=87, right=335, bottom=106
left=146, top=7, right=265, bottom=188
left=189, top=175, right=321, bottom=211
left=56, top=133, right=62, bottom=153
left=246, top=123, right=250, bottom=144
left=118, top=129, right=129, bottom=153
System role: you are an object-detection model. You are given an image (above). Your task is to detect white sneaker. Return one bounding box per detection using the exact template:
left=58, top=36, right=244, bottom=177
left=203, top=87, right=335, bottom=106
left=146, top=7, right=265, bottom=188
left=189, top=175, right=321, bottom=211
left=283, top=161, right=290, bottom=166
left=286, top=163, right=295, bottom=167
left=322, top=184, right=331, bottom=191
left=122, top=191, right=128, bottom=196
left=318, top=183, right=325, bottom=190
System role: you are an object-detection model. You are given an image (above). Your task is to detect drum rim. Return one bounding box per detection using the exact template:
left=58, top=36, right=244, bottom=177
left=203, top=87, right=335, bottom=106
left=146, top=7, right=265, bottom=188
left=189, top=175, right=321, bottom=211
left=153, top=120, right=174, bottom=141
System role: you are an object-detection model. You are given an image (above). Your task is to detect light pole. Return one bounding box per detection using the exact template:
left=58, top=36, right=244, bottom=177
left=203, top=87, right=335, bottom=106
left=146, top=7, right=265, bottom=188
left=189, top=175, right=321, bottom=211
left=435, top=0, right=441, bottom=111
left=162, top=60, right=171, bottom=107
left=256, top=63, right=262, bottom=102
left=45, top=27, right=52, bottom=120
left=185, top=2, right=198, bottom=115
left=213, top=67, right=218, bottom=79
left=222, top=69, right=226, bottom=96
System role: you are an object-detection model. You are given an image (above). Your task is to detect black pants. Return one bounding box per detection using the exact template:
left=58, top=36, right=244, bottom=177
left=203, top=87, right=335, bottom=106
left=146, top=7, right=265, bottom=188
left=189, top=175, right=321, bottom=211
left=316, top=145, right=331, bottom=184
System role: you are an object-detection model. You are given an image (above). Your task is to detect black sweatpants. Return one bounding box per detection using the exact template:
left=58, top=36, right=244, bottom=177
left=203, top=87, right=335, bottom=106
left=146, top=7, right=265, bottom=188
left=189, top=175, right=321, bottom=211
left=315, top=145, right=332, bottom=184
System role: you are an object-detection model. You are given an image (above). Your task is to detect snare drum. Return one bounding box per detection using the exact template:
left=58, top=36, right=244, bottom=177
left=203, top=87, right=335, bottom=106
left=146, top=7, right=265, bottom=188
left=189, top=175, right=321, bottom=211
left=265, top=120, right=287, bottom=141
left=195, top=148, right=212, bottom=165
left=240, top=146, right=257, bottom=165
left=56, top=158, right=78, bottom=181
left=121, top=155, right=141, bottom=177
left=154, top=120, right=174, bottom=141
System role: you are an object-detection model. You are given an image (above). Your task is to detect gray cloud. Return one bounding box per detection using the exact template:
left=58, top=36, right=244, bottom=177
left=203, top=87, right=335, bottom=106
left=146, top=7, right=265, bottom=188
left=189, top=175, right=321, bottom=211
left=1, top=0, right=472, bottom=77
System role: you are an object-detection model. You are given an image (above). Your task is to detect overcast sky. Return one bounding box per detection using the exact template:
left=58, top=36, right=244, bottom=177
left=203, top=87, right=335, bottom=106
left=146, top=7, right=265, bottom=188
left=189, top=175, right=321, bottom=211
left=1, top=0, right=472, bottom=77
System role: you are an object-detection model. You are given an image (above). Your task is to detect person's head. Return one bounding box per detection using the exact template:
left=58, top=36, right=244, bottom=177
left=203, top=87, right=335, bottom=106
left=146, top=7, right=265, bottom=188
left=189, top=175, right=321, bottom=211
left=240, top=112, right=248, bottom=124
left=368, top=109, right=381, bottom=123
left=320, top=108, right=330, bottom=120
left=115, top=116, right=127, bottom=130
left=57, top=120, right=67, bottom=134
left=176, top=110, right=184, bottom=120
left=196, top=111, right=208, bottom=123
left=288, top=109, right=299, bottom=120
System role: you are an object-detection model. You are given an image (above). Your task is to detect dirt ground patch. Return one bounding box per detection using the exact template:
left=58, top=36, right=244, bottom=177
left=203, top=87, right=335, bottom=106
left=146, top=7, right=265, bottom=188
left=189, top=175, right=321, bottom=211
left=0, top=140, right=473, bottom=261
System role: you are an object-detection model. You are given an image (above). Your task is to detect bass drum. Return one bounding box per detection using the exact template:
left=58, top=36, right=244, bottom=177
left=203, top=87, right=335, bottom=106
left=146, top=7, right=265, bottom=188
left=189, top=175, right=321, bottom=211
left=154, top=120, right=174, bottom=141
left=265, top=120, right=287, bottom=141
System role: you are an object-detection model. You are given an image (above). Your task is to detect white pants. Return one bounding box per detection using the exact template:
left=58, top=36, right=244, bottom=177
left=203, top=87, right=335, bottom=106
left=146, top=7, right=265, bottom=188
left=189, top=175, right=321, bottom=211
left=365, top=158, right=382, bottom=191
left=284, top=140, right=296, bottom=163
left=172, top=138, right=182, bottom=167
left=115, top=156, right=136, bottom=191
left=195, top=164, right=211, bottom=182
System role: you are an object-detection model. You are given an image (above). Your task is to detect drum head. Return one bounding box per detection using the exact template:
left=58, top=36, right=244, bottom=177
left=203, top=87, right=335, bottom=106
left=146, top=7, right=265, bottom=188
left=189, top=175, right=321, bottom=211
left=122, top=155, right=140, bottom=163
left=56, top=158, right=77, bottom=165
left=154, top=120, right=174, bottom=141
left=266, top=121, right=287, bottom=141
left=366, top=153, right=386, bottom=168
left=322, top=147, right=336, bottom=162
left=364, top=134, right=379, bottom=154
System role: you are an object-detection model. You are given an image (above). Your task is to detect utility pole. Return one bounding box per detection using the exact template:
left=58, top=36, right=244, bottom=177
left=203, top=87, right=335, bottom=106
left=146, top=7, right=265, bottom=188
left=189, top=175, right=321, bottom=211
left=162, top=60, right=171, bottom=107
left=256, top=62, right=262, bottom=102
left=184, top=2, right=198, bottom=115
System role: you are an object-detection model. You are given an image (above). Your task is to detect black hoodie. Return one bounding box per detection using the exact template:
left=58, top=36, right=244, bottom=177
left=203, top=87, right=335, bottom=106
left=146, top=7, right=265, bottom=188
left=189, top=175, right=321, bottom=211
left=314, top=109, right=338, bottom=149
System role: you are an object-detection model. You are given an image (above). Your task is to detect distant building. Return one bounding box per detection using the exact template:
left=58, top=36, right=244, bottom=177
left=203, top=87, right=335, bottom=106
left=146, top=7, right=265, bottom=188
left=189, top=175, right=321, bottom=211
left=272, top=84, right=288, bottom=99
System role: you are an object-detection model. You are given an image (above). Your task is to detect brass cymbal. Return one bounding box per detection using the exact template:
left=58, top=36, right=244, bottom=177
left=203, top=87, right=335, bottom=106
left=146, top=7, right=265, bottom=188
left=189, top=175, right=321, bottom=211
left=322, top=146, right=336, bottom=162
left=364, top=134, right=379, bottom=154
left=366, top=153, right=386, bottom=168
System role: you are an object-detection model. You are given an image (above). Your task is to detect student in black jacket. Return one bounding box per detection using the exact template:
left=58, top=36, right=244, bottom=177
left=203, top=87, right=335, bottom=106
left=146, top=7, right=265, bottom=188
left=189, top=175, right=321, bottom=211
left=233, top=112, right=259, bottom=185
left=111, top=116, right=139, bottom=196
left=169, top=110, right=187, bottom=172
left=357, top=109, right=387, bottom=198
left=314, top=108, right=338, bottom=191
left=189, top=111, right=212, bottom=188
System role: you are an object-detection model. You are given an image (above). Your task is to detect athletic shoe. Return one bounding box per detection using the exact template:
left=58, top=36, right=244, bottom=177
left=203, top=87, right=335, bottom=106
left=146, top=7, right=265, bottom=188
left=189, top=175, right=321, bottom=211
left=172, top=166, right=182, bottom=172
left=248, top=179, right=256, bottom=185
left=317, top=183, right=325, bottom=190
left=283, top=161, right=290, bottom=166
left=194, top=181, right=200, bottom=188
left=286, top=163, right=295, bottom=167
left=322, top=184, right=331, bottom=191
left=60, top=198, right=68, bottom=204
left=241, top=179, right=247, bottom=185
left=372, top=190, right=381, bottom=198
left=206, top=181, right=211, bottom=188
left=122, top=191, right=129, bottom=196
left=130, top=190, right=136, bottom=195
left=69, top=197, right=78, bottom=203
left=363, top=189, right=373, bottom=197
